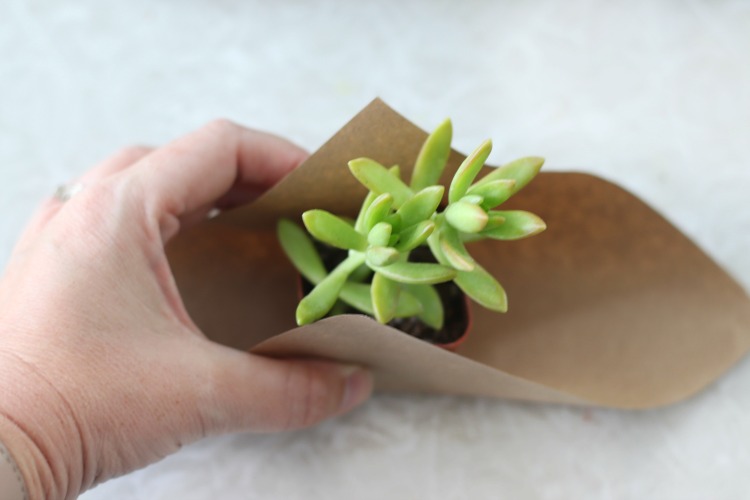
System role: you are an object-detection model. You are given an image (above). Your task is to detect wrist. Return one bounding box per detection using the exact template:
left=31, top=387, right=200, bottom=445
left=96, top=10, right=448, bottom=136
left=0, top=415, right=40, bottom=500
left=0, top=350, right=85, bottom=500
left=0, top=443, right=26, bottom=500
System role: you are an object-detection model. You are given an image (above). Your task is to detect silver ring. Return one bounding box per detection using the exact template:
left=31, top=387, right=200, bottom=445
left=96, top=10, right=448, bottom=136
left=54, top=183, right=84, bottom=202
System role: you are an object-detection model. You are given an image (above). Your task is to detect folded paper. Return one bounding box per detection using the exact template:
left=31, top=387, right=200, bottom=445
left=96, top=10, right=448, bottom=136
left=167, top=99, right=750, bottom=409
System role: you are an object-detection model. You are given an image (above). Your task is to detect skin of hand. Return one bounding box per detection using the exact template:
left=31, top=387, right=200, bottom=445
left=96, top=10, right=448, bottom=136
left=0, top=120, right=373, bottom=499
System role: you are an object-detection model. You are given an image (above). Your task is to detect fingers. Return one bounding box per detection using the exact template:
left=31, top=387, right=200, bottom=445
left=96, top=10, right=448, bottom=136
left=78, top=146, right=155, bottom=184
left=13, top=146, right=155, bottom=253
left=41, top=146, right=153, bottom=221
left=196, top=343, right=372, bottom=434
left=123, top=120, right=308, bottom=239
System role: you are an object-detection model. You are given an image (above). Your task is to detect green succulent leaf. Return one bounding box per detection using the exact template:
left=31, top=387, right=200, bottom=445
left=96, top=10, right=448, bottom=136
left=467, top=179, right=516, bottom=210
left=348, top=264, right=372, bottom=283
left=338, top=283, right=374, bottom=314
left=328, top=300, right=348, bottom=317
left=444, top=201, right=488, bottom=233
left=397, top=185, right=444, bottom=228
left=448, top=139, right=493, bottom=204
left=483, top=211, right=507, bottom=230
left=296, top=277, right=343, bottom=325
left=348, top=158, right=414, bottom=208
left=458, top=194, right=484, bottom=207
left=427, top=227, right=449, bottom=263
left=411, top=119, right=453, bottom=191
left=454, top=212, right=507, bottom=242
left=473, top=156, right=544, bottom=196
left=454, top=263, right=508, bottom=312
left=481, top=210, right=547, bottom=240
left=277, top=219, right=327, bottom=283
left=438, top=225, right=475, bottom=272
left=302, top=210, right=368, bottom=251
left=368, top=222, right=392, bottom=247
left=404, top=284, right=444, bottom=330
left=393, top=290, right=424, bottom=318
left=354, top=191, right=377, bottom=233
left=363, top=193, right=394, bottom=232
left=394, top=220, right=435, bottom=252
left=296, top=254, right=365, bottom=325
left=371, top=272, right=399, bottom=323
left=366, top=246, right=400, bottom=267
left=459, top=194, right=484, bottom=205
left=383, top=213, right=402, bottom=233
left=427, top=231, right=506, bottom=312
left=336, top=282, right=421, bottom=319
left=373, top=261, right=456, bottom=285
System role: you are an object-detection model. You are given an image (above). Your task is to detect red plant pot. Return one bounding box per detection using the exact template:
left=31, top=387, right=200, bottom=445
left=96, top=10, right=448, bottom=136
left=434, top=294, right=471, bottom=351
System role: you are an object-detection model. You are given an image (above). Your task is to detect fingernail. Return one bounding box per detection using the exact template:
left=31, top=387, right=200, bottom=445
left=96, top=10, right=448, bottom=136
left=339, top=365, right=373, bottom=413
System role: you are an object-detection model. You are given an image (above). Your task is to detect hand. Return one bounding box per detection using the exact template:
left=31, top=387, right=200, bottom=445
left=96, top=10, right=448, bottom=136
left=0, top=120, right=373, bottom=499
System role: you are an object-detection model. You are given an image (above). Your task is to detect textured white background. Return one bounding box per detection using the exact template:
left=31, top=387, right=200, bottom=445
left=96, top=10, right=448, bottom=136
left=1, top=1, right=749, bottom=499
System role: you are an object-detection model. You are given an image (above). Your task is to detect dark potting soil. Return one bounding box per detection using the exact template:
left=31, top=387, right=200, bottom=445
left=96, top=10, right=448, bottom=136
left=303, top=244, right=469, bottom=345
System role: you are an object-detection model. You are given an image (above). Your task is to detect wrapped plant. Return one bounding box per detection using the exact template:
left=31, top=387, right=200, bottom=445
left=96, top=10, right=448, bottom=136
left=278, top=119, right=546, bottom=335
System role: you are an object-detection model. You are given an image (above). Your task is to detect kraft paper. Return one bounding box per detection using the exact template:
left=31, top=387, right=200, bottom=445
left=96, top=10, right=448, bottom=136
left=167, top=99, right=750, bottom=409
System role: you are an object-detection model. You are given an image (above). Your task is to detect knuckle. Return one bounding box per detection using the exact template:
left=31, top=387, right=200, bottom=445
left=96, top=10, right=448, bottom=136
left=203, top=118, right=239, bottom=136
left=284, top=364, right=339, bottom=430
left=115, top=145, right=152, bottom=162
left=52, top=181, right=137, bottom=252
left=73, top=182, right=120, bottom=219
left=66, top=185, right=112, bottom=228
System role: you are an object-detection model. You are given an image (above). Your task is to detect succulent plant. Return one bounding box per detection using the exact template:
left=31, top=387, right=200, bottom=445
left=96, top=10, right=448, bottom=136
left=278, top=119, right=546, bottom=330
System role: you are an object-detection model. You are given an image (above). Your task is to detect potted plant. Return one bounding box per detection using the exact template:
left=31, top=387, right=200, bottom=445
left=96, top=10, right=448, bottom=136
left=277, top=119, right=546, bottom=349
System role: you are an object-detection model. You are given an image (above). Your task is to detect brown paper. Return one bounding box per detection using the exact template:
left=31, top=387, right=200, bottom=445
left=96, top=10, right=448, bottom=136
left=167, top=99, right=750, bottom=409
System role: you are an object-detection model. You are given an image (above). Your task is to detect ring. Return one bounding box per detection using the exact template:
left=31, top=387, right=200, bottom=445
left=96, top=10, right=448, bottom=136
left=54, top=183, right=84, bottom=202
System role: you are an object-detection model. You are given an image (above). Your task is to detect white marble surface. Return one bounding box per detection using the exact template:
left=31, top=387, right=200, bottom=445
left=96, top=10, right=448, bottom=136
left=1, top=1, right=749, bottom=498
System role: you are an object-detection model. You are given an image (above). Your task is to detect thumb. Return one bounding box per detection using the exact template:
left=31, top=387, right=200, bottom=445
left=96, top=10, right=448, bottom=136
left=196, top=342, right=373, bottom=434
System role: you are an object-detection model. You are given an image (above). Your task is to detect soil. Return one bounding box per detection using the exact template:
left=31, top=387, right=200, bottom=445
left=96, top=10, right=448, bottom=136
left=301, top=243, right=469, bottom=346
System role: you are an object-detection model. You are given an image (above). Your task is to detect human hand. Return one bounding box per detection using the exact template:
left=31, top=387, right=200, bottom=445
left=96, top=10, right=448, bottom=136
left=0, top=121, right=373, bottom=499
